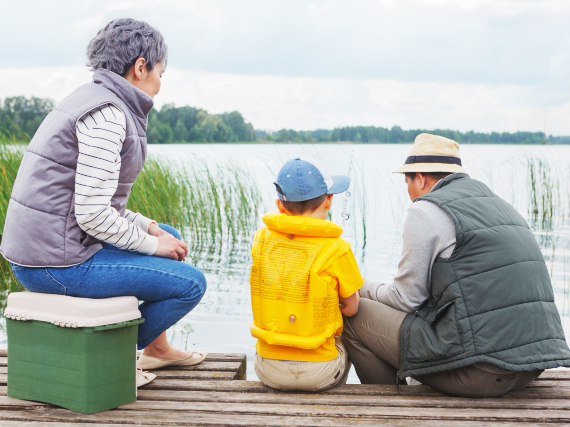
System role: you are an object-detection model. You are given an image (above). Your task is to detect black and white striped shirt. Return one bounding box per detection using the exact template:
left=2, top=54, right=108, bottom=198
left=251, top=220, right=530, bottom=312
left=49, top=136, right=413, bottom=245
left=74, top=104, right=158, bottom=255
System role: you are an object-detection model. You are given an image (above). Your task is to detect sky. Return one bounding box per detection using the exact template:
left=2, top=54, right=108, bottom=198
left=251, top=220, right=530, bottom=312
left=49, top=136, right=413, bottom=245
left=1, top=0, right=569, bottom=134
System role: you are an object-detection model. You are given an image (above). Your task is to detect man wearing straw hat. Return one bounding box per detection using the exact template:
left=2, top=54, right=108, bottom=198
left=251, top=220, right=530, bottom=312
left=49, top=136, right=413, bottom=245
left=341, top=133, right=570, bottom=397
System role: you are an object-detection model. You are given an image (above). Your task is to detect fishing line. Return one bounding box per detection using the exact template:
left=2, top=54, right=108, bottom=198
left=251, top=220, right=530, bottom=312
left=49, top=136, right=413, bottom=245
left=342, top=150, right=354, bottom=228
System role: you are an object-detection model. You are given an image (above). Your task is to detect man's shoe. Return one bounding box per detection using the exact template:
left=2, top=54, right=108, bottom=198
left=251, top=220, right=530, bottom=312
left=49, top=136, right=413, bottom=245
left=137, top=351, right=207, bottom=370
left=136, top=368, right=156, bottom=388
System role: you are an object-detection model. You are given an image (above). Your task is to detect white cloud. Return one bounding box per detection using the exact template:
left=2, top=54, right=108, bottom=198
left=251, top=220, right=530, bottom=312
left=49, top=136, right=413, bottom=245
left=2, top=0, right=569, bottom=87
left=1, top=1, right=568, bottom=135
left=0, top=67, right=92, bottom=100
left=2, top=66, right=568, bottom=135
left=72, top=14, right=106, bottom=33
left=415, top=0, right=570, bottom=14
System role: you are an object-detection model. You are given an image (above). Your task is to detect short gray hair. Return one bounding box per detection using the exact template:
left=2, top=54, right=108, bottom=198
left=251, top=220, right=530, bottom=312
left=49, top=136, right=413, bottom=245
left=86, top=18, right=168, bottom=77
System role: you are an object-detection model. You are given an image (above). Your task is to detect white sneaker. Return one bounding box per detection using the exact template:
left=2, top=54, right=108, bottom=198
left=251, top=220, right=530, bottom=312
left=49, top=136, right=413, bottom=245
left=406, top=377, right=422, bottom=386
left=136, top=368, right=156, bottom=388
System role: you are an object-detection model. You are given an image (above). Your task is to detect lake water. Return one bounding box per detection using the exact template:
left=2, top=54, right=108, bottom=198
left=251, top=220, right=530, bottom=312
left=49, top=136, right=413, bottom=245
left=146, top=144, right=570, bottom=383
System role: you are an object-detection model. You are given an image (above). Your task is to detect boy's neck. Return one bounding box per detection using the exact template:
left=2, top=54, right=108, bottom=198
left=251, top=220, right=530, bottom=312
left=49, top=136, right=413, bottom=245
left=285, top=209, right=328, bottom=221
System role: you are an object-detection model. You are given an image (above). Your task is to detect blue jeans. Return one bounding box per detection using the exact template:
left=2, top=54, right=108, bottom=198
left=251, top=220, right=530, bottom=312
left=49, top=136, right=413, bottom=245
left=10, top=224, right=207, bottom=349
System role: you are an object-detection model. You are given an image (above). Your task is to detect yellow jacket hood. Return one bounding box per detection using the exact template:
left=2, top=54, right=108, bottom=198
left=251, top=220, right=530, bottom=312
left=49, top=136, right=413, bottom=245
left=262, top=212, right=343, bottom=238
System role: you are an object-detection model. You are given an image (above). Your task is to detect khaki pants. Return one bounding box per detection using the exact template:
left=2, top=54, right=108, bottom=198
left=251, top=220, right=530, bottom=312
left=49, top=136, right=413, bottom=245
left=254, top=337, right=351, bottom=392
left=341, top=298, right=542, bottom=398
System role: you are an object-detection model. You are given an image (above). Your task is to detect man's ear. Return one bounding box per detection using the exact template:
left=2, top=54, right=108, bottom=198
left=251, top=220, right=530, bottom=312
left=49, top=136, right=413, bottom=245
left=416, top=172, right=428, bottom=190
left=276, top=199, right=287, bottom=214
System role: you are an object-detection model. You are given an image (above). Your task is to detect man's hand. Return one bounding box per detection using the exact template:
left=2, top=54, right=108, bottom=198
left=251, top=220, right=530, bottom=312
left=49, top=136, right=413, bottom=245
left=359, top=279, right=377, bottom=301
left=153, top=234, right=189, bottom=261
left=148, top=222, right=170, bottom=237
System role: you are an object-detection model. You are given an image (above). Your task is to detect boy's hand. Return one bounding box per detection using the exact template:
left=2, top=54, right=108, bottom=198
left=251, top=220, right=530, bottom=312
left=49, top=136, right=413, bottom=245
left=148, top=222, right=170, bottom=237
left=339, top=292, right=360, bottom=317
left=153, top=234, right=189, bottom=261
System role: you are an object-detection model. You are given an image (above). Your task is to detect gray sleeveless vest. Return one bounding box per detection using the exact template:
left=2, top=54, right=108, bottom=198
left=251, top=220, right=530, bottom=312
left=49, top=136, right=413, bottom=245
left=0, top=69, right=153, bottom=267
left=399, top=174, right=570, bottom=378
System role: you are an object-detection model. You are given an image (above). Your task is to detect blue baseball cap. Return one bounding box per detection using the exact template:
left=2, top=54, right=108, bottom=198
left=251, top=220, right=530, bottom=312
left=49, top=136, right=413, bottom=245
left=274, top=157, right=350, bottom=202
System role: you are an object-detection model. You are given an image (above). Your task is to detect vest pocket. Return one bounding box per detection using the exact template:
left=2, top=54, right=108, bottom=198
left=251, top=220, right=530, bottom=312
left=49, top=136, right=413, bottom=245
left=406, top=301, right=465, bottom=362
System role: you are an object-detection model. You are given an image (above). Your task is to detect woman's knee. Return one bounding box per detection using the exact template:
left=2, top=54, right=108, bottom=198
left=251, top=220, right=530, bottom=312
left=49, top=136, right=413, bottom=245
left=177, top=267, right=207, bottom=304
left=158, top=224, right=182, bottom=240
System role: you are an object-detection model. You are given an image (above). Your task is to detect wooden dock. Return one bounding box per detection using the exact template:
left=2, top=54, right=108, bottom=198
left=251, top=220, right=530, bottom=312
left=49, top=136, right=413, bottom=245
left=0, top=350, right=569, bottom=426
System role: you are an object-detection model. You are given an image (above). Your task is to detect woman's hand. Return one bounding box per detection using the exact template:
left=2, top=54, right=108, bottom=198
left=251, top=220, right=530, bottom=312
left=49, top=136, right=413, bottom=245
left=153, top=234, right=189, bottom=261
left=148, top=222, right=170, bottom=237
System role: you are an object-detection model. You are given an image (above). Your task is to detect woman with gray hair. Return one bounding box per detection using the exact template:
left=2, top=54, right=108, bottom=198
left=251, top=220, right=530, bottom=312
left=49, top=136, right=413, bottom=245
left=0, top=18, right=207, bottom=387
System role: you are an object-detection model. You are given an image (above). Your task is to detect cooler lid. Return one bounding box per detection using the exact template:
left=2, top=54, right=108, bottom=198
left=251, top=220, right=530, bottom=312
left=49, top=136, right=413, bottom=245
left=5, top=292, right=141, bottom=328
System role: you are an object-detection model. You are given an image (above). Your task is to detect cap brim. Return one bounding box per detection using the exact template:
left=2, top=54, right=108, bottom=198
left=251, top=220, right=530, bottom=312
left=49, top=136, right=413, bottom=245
left=393, top=163, right=466, bottom=174
left=327, top=175, right=350, bottom=194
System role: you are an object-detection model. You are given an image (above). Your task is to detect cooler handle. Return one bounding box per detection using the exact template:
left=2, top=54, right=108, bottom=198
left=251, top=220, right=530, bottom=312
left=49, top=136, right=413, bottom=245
left=93, top=318, right=145, bottom=331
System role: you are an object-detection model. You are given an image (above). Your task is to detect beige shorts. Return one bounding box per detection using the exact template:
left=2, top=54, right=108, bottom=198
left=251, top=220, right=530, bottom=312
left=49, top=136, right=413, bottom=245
left=254, top=337, right=351, bottom=392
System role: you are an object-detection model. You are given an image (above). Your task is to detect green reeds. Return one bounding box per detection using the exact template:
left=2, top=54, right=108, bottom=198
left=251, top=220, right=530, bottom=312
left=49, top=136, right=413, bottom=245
left=527, top=157, right=559, bottom=232
left=1, top=145, right=261, bottom=294
left=0, top=142, right=25, bottom=294
left=128, top=157, right=261, bottom=263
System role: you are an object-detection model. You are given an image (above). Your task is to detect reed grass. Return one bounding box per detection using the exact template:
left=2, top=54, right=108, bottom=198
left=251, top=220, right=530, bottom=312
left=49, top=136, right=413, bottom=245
left=527, top=157, right=560, bottom=232
left=0, top=142, right=25, bottom=294
left=0, top=144, right=262, bottom=293
left=128, top=157, right=261, bottom=263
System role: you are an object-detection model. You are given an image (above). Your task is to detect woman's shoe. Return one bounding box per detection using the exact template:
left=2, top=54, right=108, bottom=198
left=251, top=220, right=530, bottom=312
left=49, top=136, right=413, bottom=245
left=136, top=368, right=156, bottom=387
left=137, top=351, right=207, bottom=370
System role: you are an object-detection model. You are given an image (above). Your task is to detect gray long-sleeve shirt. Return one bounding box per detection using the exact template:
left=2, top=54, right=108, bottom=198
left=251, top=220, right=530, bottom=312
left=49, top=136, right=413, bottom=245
left=360, top=200, right=456, bottom=313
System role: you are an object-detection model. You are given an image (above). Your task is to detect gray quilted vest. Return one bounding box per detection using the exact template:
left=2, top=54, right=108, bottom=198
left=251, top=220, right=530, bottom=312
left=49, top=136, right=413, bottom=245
left=399, top=173, right=570, bottom=379
left=0, top=69, right=152, bottom=267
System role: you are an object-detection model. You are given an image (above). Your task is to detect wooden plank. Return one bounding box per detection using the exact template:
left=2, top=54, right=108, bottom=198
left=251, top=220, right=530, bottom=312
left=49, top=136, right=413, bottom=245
left=149, top=361, right=244, bottom=372
left=134, top=389, right=570, bottom=411
left=0, top=354, right=247, bottom=380
left=2, top=388, right=570, bottom=414
left=0, top=423, right=157, bottom=427
left=141, top=379, right=570, bottom=399
left=0, top=352, right=247, bottom=364
left=0, top=407, right=566, bottom=427
left=134, top=351, right=246, bottom=363
left=0, top=370, right=237, bottom=383
left=118, top=399, right=570, bottom=422
left=153, top=370, right=238, bottom=381
left=0, top=388, right=569, bottom=424
left=2, top=388, right=570, bottom=413
left=204, top=353, right=246, bottom=362
left=2, top=374, right=570, bottom=400
left=0, top=354, right=246, bottom=366
left=536, top=370, right=570, bottom=380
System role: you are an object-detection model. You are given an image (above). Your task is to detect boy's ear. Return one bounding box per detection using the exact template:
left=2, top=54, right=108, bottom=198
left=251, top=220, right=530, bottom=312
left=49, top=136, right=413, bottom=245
left=276, top=199, right=288, bottom=214
left=324, top=194, right=333, bottom=210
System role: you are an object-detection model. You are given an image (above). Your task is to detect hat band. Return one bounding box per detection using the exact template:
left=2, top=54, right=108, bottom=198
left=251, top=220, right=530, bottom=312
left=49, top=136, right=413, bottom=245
left=405, top=155, right=462, bottom=166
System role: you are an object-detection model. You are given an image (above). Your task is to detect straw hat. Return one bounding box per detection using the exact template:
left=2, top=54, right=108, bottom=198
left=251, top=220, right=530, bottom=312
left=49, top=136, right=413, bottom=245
left=393, top=133, right=466, bottom=174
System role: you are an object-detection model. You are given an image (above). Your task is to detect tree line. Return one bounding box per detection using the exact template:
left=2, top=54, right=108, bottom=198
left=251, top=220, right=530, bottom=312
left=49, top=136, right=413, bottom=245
left=0, top=96, right=55, bottom=140
left=259, top=126, right=568, bottom=144
left=1, top=96, right=569, bottom=144
left=0, top=97, right=256, bottom=143
left=148, top=104, right=256, bottom=143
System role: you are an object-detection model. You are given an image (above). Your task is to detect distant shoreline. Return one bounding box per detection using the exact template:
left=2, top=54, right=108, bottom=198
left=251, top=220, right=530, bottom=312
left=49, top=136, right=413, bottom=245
left=147, top=140, right=569, bottom=145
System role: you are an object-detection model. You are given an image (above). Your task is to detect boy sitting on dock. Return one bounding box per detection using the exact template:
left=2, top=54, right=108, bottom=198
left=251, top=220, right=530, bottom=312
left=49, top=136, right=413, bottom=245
left=250, top=157, right=364, bottom=391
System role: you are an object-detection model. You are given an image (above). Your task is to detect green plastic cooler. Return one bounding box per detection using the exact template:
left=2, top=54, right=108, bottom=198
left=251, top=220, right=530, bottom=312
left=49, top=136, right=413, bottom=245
left=5, top=292, right=144, bottom=414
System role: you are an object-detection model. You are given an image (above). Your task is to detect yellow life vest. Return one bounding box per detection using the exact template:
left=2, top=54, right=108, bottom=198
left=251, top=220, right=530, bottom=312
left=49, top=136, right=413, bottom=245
left=250, top=212, right=352, bottom=362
